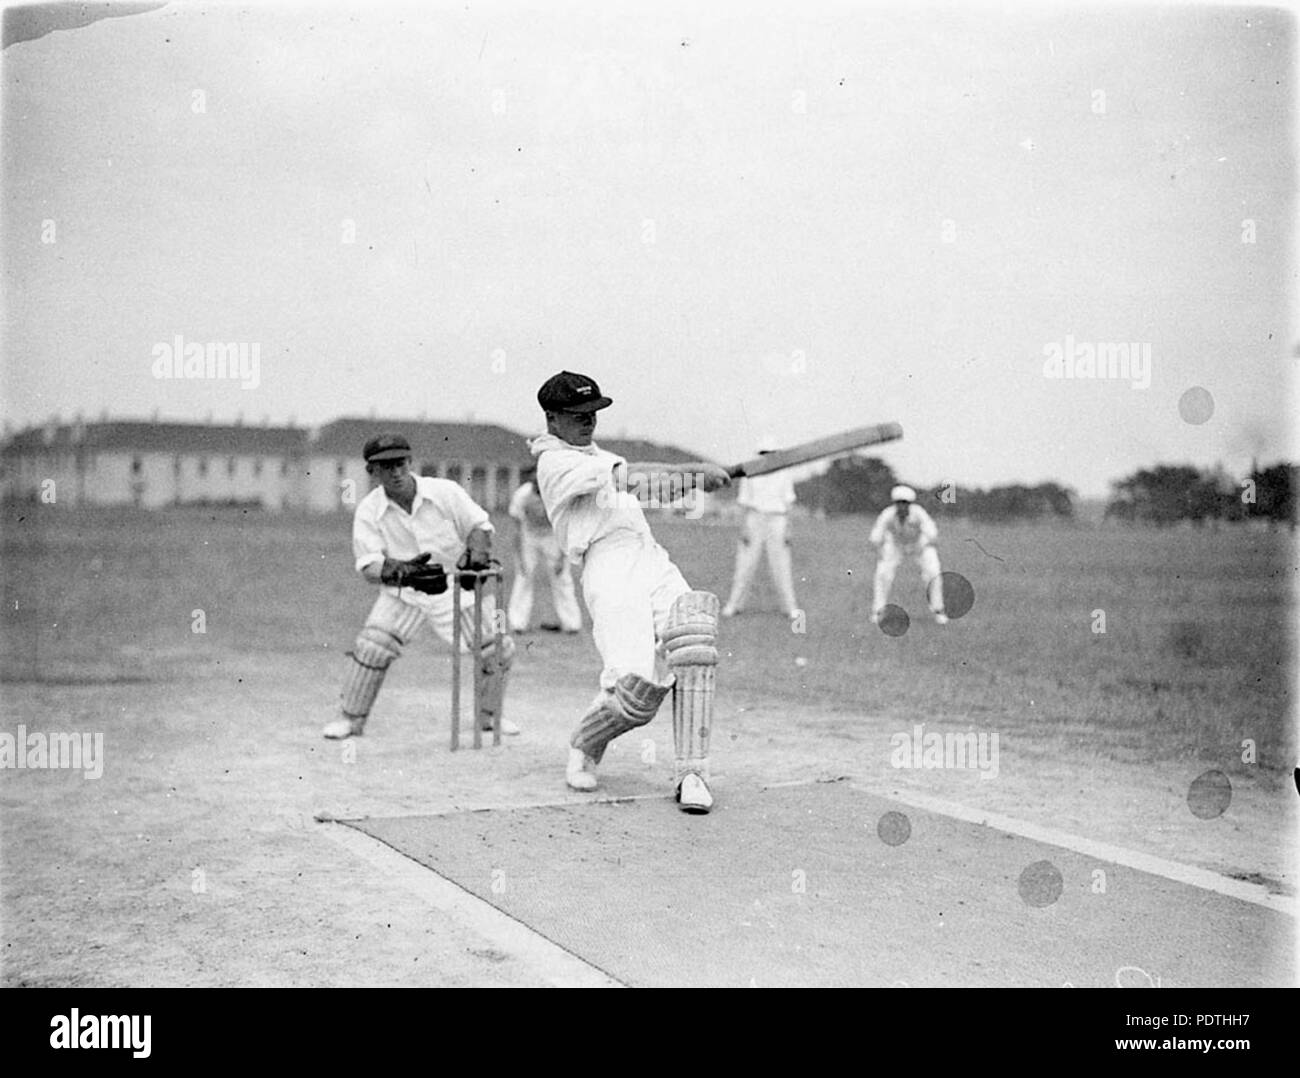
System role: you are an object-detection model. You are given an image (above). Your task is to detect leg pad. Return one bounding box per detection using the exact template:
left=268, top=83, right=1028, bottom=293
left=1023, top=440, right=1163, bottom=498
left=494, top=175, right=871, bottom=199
left=570, top=673, right=672, bottom=764
left=340, top=627, right=402, bottom=722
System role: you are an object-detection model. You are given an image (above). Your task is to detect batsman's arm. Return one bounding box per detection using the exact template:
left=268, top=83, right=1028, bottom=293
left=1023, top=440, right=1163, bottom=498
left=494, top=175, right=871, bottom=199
left=620, top=461, right=731, bottom=494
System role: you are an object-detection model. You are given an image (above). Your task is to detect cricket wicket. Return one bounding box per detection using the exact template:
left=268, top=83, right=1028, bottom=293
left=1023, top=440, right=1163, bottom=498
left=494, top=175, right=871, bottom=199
left=449, top=567, right=504, bottom=751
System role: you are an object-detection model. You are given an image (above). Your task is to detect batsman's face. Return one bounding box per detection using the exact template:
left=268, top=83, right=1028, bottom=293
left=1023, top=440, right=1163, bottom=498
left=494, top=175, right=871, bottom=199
left=550, top=409, right=597, bottom=447
left=371, top=457, right=415, bottom=498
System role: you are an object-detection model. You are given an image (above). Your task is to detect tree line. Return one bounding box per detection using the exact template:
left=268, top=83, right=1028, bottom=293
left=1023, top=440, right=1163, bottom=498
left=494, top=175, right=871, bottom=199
left=792, top=456, right=1296, bottom=526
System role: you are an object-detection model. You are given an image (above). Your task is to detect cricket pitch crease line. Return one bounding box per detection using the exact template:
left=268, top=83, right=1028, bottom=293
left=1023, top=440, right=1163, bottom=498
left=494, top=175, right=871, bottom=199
left=850, top=781, right=1296, bottom=917
left=317, top=792, right=668, bottom=822
left=317, top=822, right=624, bottom=988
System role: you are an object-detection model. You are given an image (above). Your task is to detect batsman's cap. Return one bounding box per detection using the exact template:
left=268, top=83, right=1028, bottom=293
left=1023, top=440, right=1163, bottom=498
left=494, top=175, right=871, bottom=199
left=756, top=436, right=779, bottom=454
left=363, top=433, right=413, bottom=463
left=891, top=485, right=917, bottom=503
left=537, top=371, right=613, bottom=413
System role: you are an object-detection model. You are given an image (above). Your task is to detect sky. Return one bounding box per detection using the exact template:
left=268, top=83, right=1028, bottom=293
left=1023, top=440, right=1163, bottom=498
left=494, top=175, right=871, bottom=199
left=1, top=0, right=1295, bottom=497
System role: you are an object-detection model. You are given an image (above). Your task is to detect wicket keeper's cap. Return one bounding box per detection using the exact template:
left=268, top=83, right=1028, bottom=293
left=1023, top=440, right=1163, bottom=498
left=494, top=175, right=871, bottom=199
left=363, top=433, right=413, bottom=463
left=537, top=371, right=613, bottom=413
left=891, top=485, right=917, bottom=503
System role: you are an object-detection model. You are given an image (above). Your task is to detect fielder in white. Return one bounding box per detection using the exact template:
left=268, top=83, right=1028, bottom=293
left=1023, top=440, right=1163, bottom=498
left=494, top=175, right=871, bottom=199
left=869, top=484, right=948, bottom=624
left=529, top=371, right=731, bottom=813
left=721, top=440, right=803, bottom=622
left=506, top=465, right=582, bottom=634
left=322, top=433, right=518, bottom=740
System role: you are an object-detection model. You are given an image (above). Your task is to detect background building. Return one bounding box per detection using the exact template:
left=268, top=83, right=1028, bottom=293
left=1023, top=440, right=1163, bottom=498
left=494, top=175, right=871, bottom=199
left=1, top=416, right=705, bottom=513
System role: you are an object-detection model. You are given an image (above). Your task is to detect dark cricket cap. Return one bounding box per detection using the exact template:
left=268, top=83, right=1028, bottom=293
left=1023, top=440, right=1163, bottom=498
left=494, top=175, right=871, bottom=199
left=537, top=371, right=613, bottom=413
left=363, top=433, right=413, bottom=463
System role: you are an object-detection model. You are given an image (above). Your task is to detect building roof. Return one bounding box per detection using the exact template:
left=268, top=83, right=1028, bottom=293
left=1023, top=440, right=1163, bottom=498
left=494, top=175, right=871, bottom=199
left=1, top=420, right=308, bottom=456
left=311, top=418, right=533, bottom=463
left=598, top=438, right=697, bottom=465
left=1, top=418, right=702, bottom=466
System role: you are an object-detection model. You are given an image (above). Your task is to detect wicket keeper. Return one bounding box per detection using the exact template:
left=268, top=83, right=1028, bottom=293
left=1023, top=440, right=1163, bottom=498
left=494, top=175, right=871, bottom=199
left=322, top=433, right=517, bottom=739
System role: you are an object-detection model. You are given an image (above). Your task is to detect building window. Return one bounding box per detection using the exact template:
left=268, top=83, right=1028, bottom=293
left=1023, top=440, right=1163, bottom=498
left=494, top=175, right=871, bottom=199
left=470, top=466, right=488, bottom=505
left=253, top=459, right=263, bottom=477
left=445, top=463, right=462, bottom=485
left=495, top=466, right=513, bottom=510
left=198, top=459, right=208, bottom=477
left=131, top=456, right=142, bottom=475
left=336, top=460, right=345, bottom=478
left=173, top=457, right=181, bottom=477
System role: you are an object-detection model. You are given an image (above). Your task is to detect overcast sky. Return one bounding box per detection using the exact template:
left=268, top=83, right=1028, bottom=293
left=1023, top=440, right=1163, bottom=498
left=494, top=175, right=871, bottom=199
left=2, top=0, right=1294, bottom=496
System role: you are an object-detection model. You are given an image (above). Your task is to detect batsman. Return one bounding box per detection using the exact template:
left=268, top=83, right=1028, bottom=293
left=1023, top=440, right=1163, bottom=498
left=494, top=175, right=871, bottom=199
left=530, top=372, right=731, bottom=813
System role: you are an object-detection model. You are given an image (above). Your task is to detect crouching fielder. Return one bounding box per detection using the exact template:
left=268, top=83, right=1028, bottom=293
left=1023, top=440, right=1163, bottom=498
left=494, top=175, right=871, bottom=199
left=322, top=433, right=517, bottom=740
left=869, top=485, right=948, bottom=624
left=530, top=371, right=731, bottom=813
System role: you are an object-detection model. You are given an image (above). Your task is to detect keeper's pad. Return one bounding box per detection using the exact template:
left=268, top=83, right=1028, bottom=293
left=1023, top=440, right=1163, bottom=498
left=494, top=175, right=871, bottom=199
left=476, top=632, right=516, bottom=729
left=662, top=590, right=719, bottom=781
left=339, top=598, right=425, bottom=722
left=570, top=672, right=672, bottom=764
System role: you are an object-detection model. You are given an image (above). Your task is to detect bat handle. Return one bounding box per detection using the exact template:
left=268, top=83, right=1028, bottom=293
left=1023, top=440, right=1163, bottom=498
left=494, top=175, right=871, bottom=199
left=726, top=465, right=746, bottom=479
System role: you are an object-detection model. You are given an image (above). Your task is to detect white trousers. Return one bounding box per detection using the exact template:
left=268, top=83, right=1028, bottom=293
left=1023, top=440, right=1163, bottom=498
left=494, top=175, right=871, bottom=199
left=365, top=586, right=501, bottom=652
left=725, top=511, right=798, bottom=614
left=507, top=529, right=582, bottom=632
left=581, top=533, right=690, bottom=690
left=873, top=544, right=944, bottom=614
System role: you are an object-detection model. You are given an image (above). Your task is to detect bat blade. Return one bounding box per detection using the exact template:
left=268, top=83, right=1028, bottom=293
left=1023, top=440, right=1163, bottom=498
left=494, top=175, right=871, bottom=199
left=727, top=422, right=903, bottom=478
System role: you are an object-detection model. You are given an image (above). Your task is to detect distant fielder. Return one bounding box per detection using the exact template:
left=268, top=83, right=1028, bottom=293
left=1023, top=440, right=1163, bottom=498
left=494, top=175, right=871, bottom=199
left=506, top=464, right=582, bottom=634
left=322, top=433, right=518, bottom=739
left=869, top=484, right=947, bottom=624
left=530, top=371, right=731, bottom=813
left=721, top=438, right=803, bottom=623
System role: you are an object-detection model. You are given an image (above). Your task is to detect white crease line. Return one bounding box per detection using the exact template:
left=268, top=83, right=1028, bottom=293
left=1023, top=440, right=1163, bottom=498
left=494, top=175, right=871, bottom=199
left=317, top=822, right=623, bottom=988
left=317, top=791, right=668, bottom=822
left=855, top=782, right=1296, bottom=917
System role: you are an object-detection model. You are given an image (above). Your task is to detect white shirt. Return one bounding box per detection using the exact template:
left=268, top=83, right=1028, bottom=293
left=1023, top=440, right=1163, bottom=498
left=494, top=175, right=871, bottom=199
left=507, top=481, right=552, bottom=532
left=869, top=503, right=938, bottom=555
left=530, top=433, right=651, bottom=563
left=352, top=475, right=492, bottom=583
left=737, top=472, right=796, bottom=513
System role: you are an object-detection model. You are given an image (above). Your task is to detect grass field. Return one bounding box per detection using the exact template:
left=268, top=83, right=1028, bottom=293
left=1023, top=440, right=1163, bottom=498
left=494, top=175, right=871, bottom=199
left=2, top=504, right=1295, bottom=987
left=3, top=505, right=1294, bottom=776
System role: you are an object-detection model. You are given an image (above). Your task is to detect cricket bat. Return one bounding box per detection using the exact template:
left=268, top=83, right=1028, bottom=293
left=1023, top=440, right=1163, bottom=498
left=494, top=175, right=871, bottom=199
left=726, top=422, right=903, bottom=479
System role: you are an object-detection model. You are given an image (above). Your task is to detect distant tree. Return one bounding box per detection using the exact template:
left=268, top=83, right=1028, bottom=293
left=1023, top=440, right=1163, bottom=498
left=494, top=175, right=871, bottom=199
left=795, top=456, right=898, bottom=515
left=930, top=481, right=1075, bottom=522
left=1252, top=463, right=1297, bottom=527
left=1036, top=482, right=1076, bottom=518
left=1107, top=464, right=1260, bottom=526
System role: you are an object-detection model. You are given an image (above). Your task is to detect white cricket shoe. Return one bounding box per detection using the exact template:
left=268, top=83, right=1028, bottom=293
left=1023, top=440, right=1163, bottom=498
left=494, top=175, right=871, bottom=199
left=566, top=748, right=599, bottom=791
left=720, top=605, right=738, bottom=619
left=676, top=772, right=714, bottom=814
left=479, top=717, right=521, bottom=736
left=322, top=717, right=363, bottom=739
left=869, top=610, right=882, bottom=625
left=934, top=613, right=949, bottom=625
